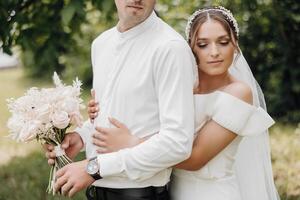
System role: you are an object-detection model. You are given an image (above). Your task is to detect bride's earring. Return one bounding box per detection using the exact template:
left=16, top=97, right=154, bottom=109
left=234, top=48, right=238, bottom=55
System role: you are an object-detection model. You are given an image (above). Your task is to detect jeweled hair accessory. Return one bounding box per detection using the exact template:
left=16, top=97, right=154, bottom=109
left=185, top=6, right=239, bottom=42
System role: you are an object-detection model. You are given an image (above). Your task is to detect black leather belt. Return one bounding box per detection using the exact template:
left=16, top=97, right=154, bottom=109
left=105, top=185, right=167, bottom=196
left=86, top=185, right=168, bottom=199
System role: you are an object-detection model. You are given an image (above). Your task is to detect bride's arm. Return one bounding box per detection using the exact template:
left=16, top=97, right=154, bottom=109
left=174, top=84, right=253, bottom=170
left=174, top=120, right=237, bottom=170
left=89, top=84, right=252, bottom=170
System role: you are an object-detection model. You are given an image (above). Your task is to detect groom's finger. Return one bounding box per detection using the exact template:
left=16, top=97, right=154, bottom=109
left=48, top=158, right=55, bottom=165
left=61, top=180, right=73, bottom=196
left=68, top=186, right=77, bottom=198
left=56, top=165, right=67, bottom=178
left=54, top=175, right=68, bottom=193
left=61, top=135, right=71, bottom=149
left=43, top=144, right=54, bottom=151
left=45, top=151, right=56, bottom=159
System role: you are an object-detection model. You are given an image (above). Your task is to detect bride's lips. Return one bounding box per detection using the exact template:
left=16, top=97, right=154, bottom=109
left=207, top=60, right=223, bottom=64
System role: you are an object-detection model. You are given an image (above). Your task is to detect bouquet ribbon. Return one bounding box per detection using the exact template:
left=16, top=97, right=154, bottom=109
left=54, top=145, right=66, bottom=157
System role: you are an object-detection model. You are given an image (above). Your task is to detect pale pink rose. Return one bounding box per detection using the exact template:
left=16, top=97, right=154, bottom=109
left=51, top=111, right=70, bottom=129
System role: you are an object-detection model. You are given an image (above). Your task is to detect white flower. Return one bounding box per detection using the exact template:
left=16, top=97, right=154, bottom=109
left=7, top=115, right=25, bottom=139
left=51, top=111, right=70, bottom=129
left=7, top=72, right=84, bottom=143
left=36, top=104, right=51, bottom=123
left=19, top=120, right=41, bottom=142
left=53, top=72, right=64, bottom=87
left=60, top=98, right=79, bottom=114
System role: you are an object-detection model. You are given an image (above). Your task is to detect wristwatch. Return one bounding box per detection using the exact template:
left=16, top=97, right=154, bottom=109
left=86, top=156, right=102, bottom=180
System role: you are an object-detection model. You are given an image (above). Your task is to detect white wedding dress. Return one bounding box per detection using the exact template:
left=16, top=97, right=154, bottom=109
left=170, top=91, right=274, bottom=200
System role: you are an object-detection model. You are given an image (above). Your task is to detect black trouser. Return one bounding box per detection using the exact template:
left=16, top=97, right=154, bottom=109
left=86, top=185, right=169, bottom=200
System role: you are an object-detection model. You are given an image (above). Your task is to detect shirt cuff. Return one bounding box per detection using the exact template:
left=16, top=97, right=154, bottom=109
left=97, top=150, right=125, bottom=177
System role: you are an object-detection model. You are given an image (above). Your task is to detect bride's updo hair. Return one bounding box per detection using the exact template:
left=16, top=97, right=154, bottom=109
left=186, top=6, right=240, bottom=58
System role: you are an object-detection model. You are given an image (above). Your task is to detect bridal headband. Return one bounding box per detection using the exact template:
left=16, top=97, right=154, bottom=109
left=185, top=6, right=239, bottom=42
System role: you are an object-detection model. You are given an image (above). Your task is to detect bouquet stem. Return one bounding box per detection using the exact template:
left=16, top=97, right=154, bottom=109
left=45, top=128, right=72, bottom=195
left=46, top=152, right=72, bottom=195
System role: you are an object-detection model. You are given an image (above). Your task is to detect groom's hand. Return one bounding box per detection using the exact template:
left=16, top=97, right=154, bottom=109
left=55, top=159, right=95, bottom=197
left=44, top=132, right=84, bottom=165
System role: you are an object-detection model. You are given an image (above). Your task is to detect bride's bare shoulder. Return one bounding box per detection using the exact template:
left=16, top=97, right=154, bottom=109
left=221, top=81, right=253, bottom=104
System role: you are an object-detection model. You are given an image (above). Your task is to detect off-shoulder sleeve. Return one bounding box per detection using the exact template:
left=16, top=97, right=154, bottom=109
left=209, top=92, right=275, bottom=136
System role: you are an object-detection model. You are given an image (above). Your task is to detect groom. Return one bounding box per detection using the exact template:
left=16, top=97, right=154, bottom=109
left=45, top=0, right=196, bottom=199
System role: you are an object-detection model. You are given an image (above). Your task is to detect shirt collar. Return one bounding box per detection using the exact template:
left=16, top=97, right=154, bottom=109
left=116, top=11, right=157, bottom=40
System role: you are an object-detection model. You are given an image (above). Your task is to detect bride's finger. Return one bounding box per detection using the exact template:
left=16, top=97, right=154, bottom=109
left=108, top=117, right=127, bottom=129
left=88, top=105, right=98, bottom=114
left=96, top=147, right=108, bottom=154
left=91, top=89, right=96, bottom=100
left=92, top=132, right=106, bottom=140
left=92, top=138, right=107, bottom=147
left=90, top=113, right=98, bottom=119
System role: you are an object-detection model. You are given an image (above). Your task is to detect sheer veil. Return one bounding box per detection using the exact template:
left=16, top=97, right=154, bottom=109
left=229, top=51, right=280, bottom=200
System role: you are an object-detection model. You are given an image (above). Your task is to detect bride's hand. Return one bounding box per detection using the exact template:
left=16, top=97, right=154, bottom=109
left=93, top=117, right=141, bottom=153
left=88, top=89, right=99, bottom=123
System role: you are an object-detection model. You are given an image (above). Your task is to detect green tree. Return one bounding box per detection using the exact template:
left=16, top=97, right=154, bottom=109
left=157, top=0, right=300, bottom=122
left=0, top=0, right=116, bottom=84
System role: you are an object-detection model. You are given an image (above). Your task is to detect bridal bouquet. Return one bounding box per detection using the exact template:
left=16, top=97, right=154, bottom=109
left=7, top=72, right=85, bottom=195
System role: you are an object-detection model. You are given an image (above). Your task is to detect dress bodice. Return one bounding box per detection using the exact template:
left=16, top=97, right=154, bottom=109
left=173, top=91, right=274, bottom=180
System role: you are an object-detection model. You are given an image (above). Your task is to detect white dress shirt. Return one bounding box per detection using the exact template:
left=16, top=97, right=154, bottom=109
left=76, top=12, right=196, bottom=188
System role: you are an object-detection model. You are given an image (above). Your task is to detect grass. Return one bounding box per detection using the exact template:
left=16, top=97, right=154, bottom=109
left=0, top=151, right=86, bottom=200
left=270, top=123, right=300, bottom=200
left=0, top=68, right=299, bottom=199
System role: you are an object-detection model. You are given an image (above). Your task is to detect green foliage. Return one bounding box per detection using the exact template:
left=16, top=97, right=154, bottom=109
left=0, top=0, right=116, bottom=84
left=0, top=0, right=299, bottom=121
left=156, top=0, right=300, bottom=122
left=231, top=0, right=300, bottom=123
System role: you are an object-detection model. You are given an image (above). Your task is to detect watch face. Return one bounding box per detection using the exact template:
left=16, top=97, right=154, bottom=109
left=87, top=160, right=98, bottom=175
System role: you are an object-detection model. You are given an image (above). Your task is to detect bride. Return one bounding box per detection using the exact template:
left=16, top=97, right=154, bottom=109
left=89, top=6, right=280, bottom=200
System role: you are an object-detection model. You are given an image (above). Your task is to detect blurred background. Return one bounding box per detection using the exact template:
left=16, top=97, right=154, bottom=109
left=0, top=0, right=299, bottom=199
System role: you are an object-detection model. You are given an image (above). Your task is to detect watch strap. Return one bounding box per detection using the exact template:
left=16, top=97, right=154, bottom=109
left=88, top=156, right=102, bottom=180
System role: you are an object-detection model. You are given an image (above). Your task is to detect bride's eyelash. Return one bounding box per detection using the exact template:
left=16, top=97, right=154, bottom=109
left=197, top=43, right=207, bottom=48
left=219, top=40, right=230, bottom=45
left=196, top=39, right=230, bottom=48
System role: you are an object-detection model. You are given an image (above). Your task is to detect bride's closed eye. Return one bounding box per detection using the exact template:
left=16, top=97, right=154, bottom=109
left=219, top=40, right=230, bottom=46
left=197, top=43, right=208, bottom=48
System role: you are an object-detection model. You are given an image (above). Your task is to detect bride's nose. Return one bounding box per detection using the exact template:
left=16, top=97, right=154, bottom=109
left=210, top=43, right=220, bottom=58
